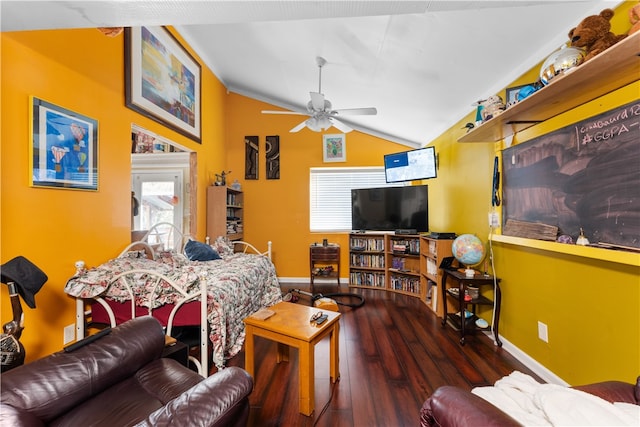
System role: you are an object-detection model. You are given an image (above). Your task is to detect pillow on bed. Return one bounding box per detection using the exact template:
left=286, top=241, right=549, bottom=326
left=123, top=249, right=147, bottom=259
left=185, top=239, right=222, bottom=261
left=212, top=236, right=235, bottom=257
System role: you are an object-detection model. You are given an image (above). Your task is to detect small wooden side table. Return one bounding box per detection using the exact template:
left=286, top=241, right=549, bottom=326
left=441, top=269, right=502, bottom=347
left=244, top=302, right=341, bottom=416
left=161, top=340, right=189, bottom=367
left=309, top=243, right=340, bottom=294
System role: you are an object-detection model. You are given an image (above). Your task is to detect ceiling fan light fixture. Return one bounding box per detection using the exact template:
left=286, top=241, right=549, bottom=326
left=306, top=117, right=321, bottom=131
left=317, top=116, right=331, bottom=130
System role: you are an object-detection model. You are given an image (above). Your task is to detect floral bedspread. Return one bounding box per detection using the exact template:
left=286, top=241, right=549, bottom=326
left=64, top=251, right=282, bottom=368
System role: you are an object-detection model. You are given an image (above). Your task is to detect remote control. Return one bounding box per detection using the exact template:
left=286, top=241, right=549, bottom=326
left=64, top=327, right=111, bottom=352
left=315, top=314, right=328, bottom=325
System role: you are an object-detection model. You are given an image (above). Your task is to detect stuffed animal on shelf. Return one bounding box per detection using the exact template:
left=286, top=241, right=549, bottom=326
left=480, top=95, right=505, bottom=122
left=568, top=8, right=627, bottom=61
left=629, top=2, right=640, bottom=35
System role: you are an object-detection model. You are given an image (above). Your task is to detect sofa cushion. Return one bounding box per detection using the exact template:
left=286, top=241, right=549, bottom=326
left=47, top=356, right=203, bottom=426
left=0, top=317, right=165, bottom=423
left=135, top=358, right=204, bottom=404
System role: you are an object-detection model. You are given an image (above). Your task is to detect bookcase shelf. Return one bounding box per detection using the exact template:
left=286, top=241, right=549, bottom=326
left=420, top=236, right=454, bottom=317
left=206, top=186, right=244, bottom=241
left=348, top=233, right=454, bottom=316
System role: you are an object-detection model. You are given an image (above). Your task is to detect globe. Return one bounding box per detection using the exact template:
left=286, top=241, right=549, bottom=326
left=452, top=234, right=485, bottom=276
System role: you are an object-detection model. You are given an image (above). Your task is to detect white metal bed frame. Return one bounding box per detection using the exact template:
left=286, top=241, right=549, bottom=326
left=74, top=222, right=272, bottom=377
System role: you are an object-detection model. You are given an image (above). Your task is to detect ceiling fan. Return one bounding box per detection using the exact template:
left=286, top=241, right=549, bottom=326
left=262, top=56, right=377, bottom=133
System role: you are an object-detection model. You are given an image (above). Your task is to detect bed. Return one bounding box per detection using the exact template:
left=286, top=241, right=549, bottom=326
left=64, top=223, right=282, bottom=376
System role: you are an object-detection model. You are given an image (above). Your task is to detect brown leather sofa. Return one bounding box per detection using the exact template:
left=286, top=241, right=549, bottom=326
left=0, top=316, right=253, bottom=427
left=420, top=376, right=640, bottom=427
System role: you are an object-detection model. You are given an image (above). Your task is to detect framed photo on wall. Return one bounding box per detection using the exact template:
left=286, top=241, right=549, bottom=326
left=30, top=97, right=98, bottom=190
left=323, top=134, right=346, bottom=162
left=125, top=26, right=202, bottom=143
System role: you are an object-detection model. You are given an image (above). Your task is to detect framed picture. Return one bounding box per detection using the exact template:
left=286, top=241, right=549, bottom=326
left=323, top=134, right=346, bottom=163
left=30, top=97, right=98, bottom=190
left=125, top=26, right=201, bottom=143
left=505, top=83, right=541, bottom=107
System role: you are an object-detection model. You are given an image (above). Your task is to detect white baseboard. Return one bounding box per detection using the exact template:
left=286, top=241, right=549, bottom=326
left=490, top=333, right=569, bottom=386
left=278, top=277, right=348, bottom=286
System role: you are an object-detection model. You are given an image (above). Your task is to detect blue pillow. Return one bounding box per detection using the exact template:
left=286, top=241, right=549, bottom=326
left=184, top=239, right=221, bottom=261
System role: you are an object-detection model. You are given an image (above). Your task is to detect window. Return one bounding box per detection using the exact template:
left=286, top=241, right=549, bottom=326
left=132, top=171, right=184, bottom=247
left=309, top=167, right=401, bottom=232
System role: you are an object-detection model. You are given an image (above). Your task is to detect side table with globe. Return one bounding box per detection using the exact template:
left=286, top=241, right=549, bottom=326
left=442, top=234, right=502, bottom=346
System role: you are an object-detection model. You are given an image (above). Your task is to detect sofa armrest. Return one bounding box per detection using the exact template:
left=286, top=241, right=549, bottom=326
left=0, top=403, right=44, bottom=427
left=421, top=386, right=521, bottom=427
left=136, top=367, right=253, bottom=427
left=573, top=377, right=639, bottom=405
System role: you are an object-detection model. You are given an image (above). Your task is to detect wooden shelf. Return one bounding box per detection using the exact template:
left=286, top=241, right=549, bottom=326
left=491, top=234, right=639, bottom=267
left=459, top=32, right=640, bottom=143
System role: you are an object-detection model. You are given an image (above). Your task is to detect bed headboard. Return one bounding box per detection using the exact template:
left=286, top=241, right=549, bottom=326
left=140, top=222, right=189, bottom=252
left=121, top=222, right=273, bottom=261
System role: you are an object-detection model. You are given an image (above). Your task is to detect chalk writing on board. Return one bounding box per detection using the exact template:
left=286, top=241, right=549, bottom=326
left=502, top=100, right=640, bottom=249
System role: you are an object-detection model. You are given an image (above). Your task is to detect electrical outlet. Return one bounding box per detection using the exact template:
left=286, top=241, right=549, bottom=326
left=488, top=211, right=500, bottom=228
left=63, top=324, right=75, bottom=345
left=538, top=321, right=549, bottom=343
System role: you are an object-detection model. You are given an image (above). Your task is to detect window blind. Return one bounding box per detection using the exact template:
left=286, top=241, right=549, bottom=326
left=309, top=167, right=401, bottom=232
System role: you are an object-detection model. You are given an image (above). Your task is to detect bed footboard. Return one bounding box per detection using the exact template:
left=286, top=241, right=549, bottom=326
left=71, top=261, right=209, bottom=377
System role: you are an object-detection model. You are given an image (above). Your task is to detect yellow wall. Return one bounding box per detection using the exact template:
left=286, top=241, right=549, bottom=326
left=421, top=4, right=639, bottom=385
left=2, top=2, right=638, bottom=386
left=1, top=28, right=226, bottom=360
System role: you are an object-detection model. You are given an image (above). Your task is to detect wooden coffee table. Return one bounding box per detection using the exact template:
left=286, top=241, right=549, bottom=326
left=243, top=301, right=341, bottom=416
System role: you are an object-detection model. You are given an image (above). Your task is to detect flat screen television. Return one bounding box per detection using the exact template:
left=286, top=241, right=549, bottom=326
left=351, top=185, right=428, bottom=232
left=384, top=146, right=437, bottom=183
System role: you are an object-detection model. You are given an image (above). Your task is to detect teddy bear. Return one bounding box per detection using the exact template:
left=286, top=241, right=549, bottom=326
left=568, top=8, right=627, bottom=61
left=629, top=2, right=640, bottom=35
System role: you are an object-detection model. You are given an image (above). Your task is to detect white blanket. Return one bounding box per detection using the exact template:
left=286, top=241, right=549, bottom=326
left=471, top=371, right=640, bottom=426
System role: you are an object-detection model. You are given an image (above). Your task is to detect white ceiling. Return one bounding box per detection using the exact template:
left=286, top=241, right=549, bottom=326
left=2, top=1, right=619, bottom=147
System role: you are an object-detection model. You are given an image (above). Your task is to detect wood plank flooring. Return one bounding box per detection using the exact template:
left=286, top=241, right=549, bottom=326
left=222, top=286, right=541, bottom=426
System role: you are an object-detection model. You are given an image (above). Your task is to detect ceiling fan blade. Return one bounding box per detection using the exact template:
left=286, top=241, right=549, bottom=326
left=262, top=109, right=308, bottom=116
left=332, top=107, right=377, bottom=116
left=309, top=92, right=325, bottom=111
left=290, top=120, right=308, bottom=133
left=329, top=117, right=353, bottom=133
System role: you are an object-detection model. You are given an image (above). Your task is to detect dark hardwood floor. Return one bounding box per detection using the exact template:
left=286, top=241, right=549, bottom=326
left=222, top=286, right=541, bottom=426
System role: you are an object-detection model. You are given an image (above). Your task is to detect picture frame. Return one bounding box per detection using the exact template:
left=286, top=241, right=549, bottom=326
left=30, top=97, right=98, bottom=191
left=125, top=26, right=202, bottom=143
left=505, top=83, right=540, bottom=107
left=322, top=134, right=346, bottom=163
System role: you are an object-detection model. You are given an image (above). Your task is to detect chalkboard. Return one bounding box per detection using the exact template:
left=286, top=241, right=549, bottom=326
left=502, top=100, right=640, bottom=249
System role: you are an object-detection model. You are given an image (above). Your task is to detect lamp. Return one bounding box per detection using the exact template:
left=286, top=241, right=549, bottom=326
left=305, top=115, right=332, bottom=132
left=306, top=117, right=320, bottom=131
left=317, top=116, right=331, bottom=130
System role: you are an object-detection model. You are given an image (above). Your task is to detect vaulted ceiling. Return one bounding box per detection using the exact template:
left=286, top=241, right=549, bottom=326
left=2, top=1, right=617, bottom=147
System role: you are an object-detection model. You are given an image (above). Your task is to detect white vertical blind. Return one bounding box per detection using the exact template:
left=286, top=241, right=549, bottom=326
left=309, top=167, right=401, bottom=232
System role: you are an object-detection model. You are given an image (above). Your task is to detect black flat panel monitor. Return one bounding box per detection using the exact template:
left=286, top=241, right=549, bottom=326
left=351, top=185, right=428, bottom=232
left=384, top=146, right=437, bottom=183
